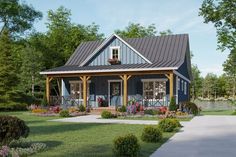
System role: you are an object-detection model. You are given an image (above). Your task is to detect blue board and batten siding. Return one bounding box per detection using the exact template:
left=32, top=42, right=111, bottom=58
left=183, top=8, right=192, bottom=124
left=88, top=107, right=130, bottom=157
left=87, top=37, right=147, bottom=66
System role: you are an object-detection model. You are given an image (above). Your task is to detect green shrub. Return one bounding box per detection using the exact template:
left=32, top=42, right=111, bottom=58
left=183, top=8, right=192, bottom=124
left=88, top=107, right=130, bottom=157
left=158, top=118, right=179, bottom=132
left=101, top=110, right=114, bottom=119
left=141, top=126, right=163, bottom=143
left=182, top=101, right=199, bottom=115
left=78, top=105, right=86, bottom=112
left=59, top=110, right=70, bottom=117
left=113, top=134, right=140, bottom=157
left=169, top=97, right=177, bottom=111
left=0, top=103, right=28, bottom=111
left=144, top=109, right=158, bottom=115
left=117, top=105, right=126, bottom=112
left=232, top=110, right=236, bottom=115
left=0, top=116, right=30, bottom=145
left=171, top=118, right=182, bottom=128
left=11, top=142, right=47, bottom=156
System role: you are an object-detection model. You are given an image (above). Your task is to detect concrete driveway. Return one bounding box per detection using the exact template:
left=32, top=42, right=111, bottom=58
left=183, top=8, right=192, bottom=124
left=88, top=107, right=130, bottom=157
left=151, top=116, right=236, bottom=157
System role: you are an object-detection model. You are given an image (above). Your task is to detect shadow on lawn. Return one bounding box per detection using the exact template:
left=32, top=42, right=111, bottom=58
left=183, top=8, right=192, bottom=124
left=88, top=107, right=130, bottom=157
left=30, top=123, right=105, bottom=135
left=61, top=144, right=112, bottom=157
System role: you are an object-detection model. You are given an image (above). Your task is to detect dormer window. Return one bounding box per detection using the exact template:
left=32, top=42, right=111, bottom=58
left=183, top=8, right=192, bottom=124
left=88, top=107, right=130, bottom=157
left=108, top=46, right=121, bottom=65
left=110, top=46, right=120, bottom=60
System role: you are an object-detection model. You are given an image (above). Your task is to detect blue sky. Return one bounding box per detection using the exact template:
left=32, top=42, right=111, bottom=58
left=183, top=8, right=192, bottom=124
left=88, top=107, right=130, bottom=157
left=25, top=0, right=229, bottom=77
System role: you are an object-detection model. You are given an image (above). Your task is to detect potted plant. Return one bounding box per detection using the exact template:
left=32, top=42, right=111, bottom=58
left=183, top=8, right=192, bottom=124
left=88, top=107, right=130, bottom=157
left=108, top=58, right=121, bottom=65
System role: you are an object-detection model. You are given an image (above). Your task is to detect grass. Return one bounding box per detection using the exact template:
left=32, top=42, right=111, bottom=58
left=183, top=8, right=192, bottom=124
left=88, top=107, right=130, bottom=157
left=201, top=110, right=235, bottom=115
left=0, top=112, right=175, bottom=157
left=116, top=116, right=192, bottom=121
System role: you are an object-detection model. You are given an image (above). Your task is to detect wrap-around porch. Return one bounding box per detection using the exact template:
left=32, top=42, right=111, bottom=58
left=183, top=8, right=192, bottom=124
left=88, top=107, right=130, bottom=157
left=45, top=70, right=177, bottom=108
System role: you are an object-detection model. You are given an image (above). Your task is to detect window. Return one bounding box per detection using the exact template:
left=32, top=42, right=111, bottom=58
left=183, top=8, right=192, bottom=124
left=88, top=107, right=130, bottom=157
left=184, top=82, right=187, bottom=95
left=178, top=78, right=180, bottom=90
left=110, top=46, right=120, bottom=60
left=142, top=80, right=166, bottom=100
left=69, top=81, right=90, bottom=99
left=181, top=80, right=184, bottom=91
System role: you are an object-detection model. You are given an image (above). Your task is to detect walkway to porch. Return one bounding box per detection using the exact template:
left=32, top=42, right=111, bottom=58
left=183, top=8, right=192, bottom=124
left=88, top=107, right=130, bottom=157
left=49, top=114, right=189, bottom=125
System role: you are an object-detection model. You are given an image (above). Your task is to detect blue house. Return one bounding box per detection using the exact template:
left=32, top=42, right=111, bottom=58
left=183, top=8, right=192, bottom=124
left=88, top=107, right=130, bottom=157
left=40, top=34, right=192, bottom=109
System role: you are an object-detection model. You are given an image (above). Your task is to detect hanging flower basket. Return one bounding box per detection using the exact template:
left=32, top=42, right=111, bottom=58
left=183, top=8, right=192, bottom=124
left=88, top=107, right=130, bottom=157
left=108, top=58, right=121, bottom=65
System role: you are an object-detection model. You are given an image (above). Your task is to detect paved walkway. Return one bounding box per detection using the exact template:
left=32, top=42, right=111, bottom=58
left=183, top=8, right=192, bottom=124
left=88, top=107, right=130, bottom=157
left=49, top=115, right=160, bottom=125
left=151, top=116, right=236, bottom=157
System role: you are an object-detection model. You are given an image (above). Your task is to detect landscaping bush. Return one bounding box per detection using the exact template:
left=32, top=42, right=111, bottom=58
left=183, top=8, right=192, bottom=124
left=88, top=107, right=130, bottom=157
left=59, top=110, right=70, bottom=117
left=32, top=108, right=47, bottom=114
left=101, top=110, right=113, bottom=119
left=0, top=116, right=29, bottom=145
left=158, top=118, right=180, bottom=132
left=117, top=105, right=126, bottom=112
left=144, top=109, right=158, bottom=115
left=79, top=105, right=86, bottom=112
left=169, top=97, right=177, bottom=111
left=141, top=126, right=163, bottom=143
left=182, top=101, right=199, bottom=115
left=113, top=134, right=140, bottom=157
left=0, top=103, right=28, bottom=111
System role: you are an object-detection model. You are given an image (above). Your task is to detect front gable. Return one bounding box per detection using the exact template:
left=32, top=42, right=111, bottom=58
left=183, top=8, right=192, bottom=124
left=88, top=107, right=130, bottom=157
left=82, top=34, right=151, bottom=66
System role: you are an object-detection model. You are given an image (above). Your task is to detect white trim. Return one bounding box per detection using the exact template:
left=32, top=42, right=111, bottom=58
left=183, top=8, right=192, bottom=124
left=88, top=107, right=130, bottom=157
left=184, top=82, right=187, bottom=95
left=69, top=80, right=91, bottom=83
left=173, top=70, right=191, bottom=83
left=108, top=80, right=123, bottom=106
left=141, top=78, right=168, bottom=82
left=181, top=80, right=184, bottom=91
left=110, top=46, right=120, bottom=60
left=176, top=76, right=178, bottom=104
left=80, top=34, right=152, bottom=66
left=40, top=67, right=178, bottom=75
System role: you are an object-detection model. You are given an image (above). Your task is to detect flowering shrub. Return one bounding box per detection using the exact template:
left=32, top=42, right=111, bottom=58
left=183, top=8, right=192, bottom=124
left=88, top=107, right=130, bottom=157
left=158, top=106, right=167, bottom=114
left=31, top=108, right=47, bottom=113
left=49, top=105, right=61, bottom=113
left=127, top=105, right=137, bottom=114
left=0, top=146, right=10, bottom=157
left=68, top=107, right=79, bottom=113
left=97, top=97, right=106, bottom=107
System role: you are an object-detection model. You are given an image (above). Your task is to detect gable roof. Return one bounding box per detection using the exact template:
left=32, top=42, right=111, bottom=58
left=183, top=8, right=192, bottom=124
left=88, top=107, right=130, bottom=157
left=41, top=34, right=191, bottom=78
left=65, top=34, right=188, bottom=67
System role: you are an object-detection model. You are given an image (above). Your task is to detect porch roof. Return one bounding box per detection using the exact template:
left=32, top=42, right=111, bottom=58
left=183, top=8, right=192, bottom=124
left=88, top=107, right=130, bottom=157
left=40, top=63, right=178, bottom=75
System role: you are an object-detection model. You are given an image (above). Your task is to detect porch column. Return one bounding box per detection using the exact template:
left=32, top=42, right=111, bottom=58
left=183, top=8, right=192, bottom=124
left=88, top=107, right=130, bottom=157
left=165, top=72, right=174, bottom=99
left=119, top=74, right=132, bottom=106
left=80, top=76, right=91, bottom=108
left=46, top=76, right=53, bottom=104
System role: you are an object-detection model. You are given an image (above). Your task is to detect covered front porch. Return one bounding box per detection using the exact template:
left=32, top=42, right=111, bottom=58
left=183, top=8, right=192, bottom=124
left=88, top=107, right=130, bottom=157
left=45, top=70, right=177, bottom=109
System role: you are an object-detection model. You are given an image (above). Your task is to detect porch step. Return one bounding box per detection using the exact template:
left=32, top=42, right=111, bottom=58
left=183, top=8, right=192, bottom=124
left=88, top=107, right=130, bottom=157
left=90, top=107, right=116, bottom=115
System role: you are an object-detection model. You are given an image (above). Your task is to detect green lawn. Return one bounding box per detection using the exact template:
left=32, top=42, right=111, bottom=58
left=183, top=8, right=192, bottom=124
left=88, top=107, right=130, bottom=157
left=0, top=112, right=175, bottom=157
left=116, top=116, right=192, bottom=121
left=201, top=110, right=235, bottom=115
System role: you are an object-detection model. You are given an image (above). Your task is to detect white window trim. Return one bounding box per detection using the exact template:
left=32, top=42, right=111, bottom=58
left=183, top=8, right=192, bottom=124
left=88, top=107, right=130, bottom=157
left=141, top=78, right=168, bottom=82
left=69, top=80, right=91, bottom=100
left=110, top=46, right=120, bottom=60
left=108, top=80, right=123, bottom=106
left=184, top=82, right=187, bottom=95
left=181, top=80, right=184, bottom=91
left=178, top=78, right=180, bottom=90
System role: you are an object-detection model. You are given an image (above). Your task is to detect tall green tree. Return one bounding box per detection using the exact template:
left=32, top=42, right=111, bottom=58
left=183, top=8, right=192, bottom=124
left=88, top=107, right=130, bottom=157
left=199, top=0, right=236, bottom=51
left=0, top=30, right=18, bottom=101
left=190, top=64, right=203, bottom=99
left=0, top=0, right=42, bottom=36
left=115, top=23, right=157, bottom=38
left=203, top=73, right=218, bottom=98
left=223, top=49, right=236, bottom=98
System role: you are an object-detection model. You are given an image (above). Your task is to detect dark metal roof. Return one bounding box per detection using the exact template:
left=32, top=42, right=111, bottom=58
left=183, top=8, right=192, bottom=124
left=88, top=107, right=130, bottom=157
left=42, top=34, right=190, bottom=74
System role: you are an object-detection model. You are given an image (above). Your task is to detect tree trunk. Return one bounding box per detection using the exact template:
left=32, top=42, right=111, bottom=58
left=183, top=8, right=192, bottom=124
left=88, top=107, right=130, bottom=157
left=31, top=75, right=35, bottom=96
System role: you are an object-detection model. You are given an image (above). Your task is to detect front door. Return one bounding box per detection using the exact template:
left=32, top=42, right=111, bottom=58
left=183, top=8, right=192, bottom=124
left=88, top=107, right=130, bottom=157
left=109, top=81, right=122, bottom=107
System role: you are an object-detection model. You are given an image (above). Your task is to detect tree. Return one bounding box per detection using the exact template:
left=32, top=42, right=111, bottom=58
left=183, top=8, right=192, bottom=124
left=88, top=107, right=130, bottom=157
left=0, top=0, right=42, bottom=36
left=190, top=65, right=203, bottom=99
left=115, top=23, right=157, bottom=38
left=0, top=30, right=18, bottom=101
left=203, top=73, right=218, bottom=98
left=159, top=29, right=173, bottom=36
left=19, top=45, right=44, bottom=96
left=223, top=49, right=236, bottom=98
left=199, top=0, right=236, bottom=51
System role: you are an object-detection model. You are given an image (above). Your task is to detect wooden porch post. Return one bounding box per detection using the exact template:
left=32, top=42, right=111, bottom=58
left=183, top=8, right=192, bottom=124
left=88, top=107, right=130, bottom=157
left=165, top=72, right=174, bottom=100
left=80, top=76, right=91, bottom=108
left=46, top=76, right=53, bottom=105
left=119, top=74, right=132, bottom=106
